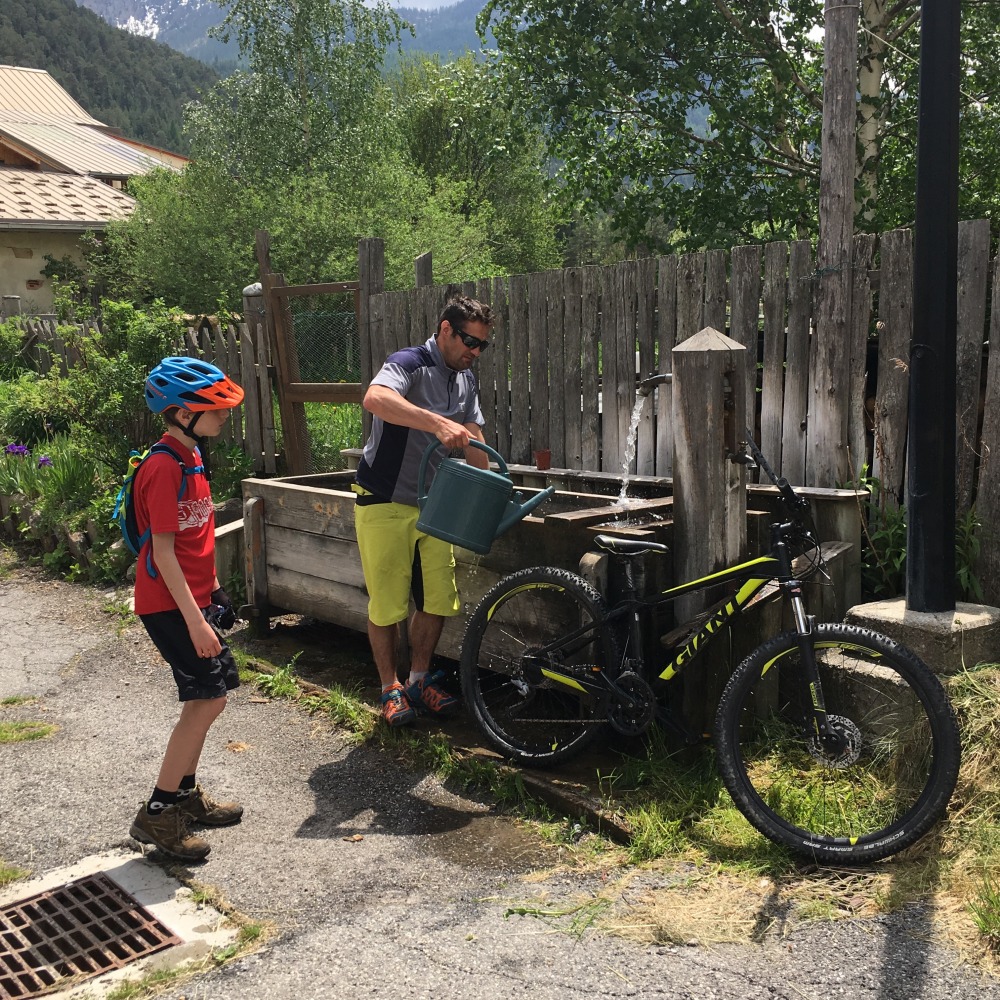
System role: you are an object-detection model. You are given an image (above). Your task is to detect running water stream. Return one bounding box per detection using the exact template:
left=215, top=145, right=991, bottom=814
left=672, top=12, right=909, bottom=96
left=616, top=394, right=649, bottom=506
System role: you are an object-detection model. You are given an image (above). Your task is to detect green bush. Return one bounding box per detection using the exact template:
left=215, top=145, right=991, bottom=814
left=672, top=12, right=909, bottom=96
left=0, top=374, right=74, bottom=447
left=0, top=320, right=32, bottom=381
left=307, top=402, right=362, bottom=472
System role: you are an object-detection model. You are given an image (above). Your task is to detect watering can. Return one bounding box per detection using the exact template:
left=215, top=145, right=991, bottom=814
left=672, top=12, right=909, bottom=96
left=416, top=440, right=555, bottom=554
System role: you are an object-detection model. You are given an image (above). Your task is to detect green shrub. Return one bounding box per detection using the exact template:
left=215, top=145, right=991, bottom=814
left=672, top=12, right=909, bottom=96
left=307, top=402, right=362, bottom=472
left=0, top=320, right=32, bottom=381
left=0, top=373, right=74, bottom=447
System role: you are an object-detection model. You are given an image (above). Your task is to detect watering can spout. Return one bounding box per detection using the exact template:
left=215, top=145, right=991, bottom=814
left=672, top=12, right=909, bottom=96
left=497, top=488, right=552, bottom=537
left=637, top=372, right=672, bottom=397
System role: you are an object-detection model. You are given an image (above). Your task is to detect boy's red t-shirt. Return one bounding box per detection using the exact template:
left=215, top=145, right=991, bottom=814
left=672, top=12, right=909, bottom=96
left=133, top=434, right=216, bottom=615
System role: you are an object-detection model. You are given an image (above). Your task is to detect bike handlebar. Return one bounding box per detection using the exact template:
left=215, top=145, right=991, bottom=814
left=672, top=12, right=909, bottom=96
left=742, top=430, right=811, bottom=513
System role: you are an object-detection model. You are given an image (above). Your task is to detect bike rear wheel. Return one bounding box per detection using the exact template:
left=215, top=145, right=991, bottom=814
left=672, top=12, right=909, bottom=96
left=460, top=567, right=620, bottom=765
left=714, top=623, right=961, bottom=863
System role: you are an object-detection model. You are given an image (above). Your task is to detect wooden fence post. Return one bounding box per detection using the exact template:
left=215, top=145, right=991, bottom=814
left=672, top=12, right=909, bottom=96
left=672, top=327, right=748, bottom=734
left=414, top=252, right=433, bottom=287
left=359, top=238, right=385, bottom=441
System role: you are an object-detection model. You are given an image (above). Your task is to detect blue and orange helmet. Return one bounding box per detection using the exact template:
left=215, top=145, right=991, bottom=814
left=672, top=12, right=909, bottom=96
left=144, top=357, right=244, bottom=413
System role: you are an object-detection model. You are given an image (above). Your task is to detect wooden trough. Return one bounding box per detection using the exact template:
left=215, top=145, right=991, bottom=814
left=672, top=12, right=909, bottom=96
left=240, top=468, right=677, bottom=659
left=236, top=463, right=862, bottom=664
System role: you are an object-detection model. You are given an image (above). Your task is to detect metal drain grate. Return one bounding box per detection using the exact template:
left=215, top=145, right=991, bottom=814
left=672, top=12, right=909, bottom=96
left=0, top=871, right=181, bottom=999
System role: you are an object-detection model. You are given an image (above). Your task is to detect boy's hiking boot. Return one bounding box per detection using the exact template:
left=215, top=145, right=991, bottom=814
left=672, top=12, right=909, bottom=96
left=178, top=785, right=243, bottom=826
left=380, top=683, right=416, bottom=727
left=129, top=803, right=210, bottom=861
left=405, top=671, right=459, bottom=717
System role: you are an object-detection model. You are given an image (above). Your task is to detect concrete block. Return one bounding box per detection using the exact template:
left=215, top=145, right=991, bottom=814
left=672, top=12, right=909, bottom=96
left=845, top=597, right=1000, bottom=673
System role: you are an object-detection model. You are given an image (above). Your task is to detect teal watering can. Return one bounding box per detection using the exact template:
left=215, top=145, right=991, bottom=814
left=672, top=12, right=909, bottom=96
left=416, top=440, right=555, bottom=554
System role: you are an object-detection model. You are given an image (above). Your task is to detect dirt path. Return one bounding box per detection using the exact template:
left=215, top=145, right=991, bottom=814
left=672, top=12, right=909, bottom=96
left=1, top=561, right=997, bottom=1000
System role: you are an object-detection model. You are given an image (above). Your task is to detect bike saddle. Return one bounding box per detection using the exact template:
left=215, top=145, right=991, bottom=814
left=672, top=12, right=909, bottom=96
left=592, top=534, right=670, bottom=556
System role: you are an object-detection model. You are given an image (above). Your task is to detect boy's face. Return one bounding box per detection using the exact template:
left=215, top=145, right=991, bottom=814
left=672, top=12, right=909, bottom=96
left=194, top=409, right=232, bottom=437
left=173, top=407, right=232, bottom=438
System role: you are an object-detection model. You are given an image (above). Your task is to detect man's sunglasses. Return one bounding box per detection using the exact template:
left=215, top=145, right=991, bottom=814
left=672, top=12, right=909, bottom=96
left=451, top=326, right=490, bottom=352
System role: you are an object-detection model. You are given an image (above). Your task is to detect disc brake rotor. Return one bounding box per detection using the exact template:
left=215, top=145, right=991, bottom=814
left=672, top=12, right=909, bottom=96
left=807, top=714, right=863, bottom=768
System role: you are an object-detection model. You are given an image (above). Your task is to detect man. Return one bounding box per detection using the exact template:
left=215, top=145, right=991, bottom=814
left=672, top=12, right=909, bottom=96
left=354, top=294, right=493, bottom=725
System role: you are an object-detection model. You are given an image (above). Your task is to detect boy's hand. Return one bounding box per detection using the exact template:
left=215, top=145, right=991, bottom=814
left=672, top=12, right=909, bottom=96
left=190, top=616, right=223, bottom=659
left=210, top=586, right=238, bottom=630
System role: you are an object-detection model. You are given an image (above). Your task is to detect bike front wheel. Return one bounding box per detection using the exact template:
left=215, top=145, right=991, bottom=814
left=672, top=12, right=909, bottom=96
left=460, top=566, right=620, bottom=766
left=714, top=623, right=961, bottom=864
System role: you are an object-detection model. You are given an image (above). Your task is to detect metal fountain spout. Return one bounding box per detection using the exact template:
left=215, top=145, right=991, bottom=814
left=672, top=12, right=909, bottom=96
left=636, top=372, right=672, bottom=397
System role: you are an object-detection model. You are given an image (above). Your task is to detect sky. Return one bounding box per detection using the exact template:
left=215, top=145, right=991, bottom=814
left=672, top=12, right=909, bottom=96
left=388, top=1, right=463, bottom=9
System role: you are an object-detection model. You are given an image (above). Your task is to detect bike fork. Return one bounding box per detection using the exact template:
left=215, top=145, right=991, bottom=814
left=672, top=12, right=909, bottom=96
left=786, top=585, right=847, bottom=755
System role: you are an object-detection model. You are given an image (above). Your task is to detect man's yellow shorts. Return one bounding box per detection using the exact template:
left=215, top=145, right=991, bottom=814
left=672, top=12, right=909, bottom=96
left=354, top=498, right=460, bottom=627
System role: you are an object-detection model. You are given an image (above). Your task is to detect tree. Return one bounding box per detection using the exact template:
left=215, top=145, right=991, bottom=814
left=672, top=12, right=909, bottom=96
left=187, top=0, right=408, bottom=181
left=388, top=54, right=562, bottom=274
left=481, top=0, right=1000, bottom=251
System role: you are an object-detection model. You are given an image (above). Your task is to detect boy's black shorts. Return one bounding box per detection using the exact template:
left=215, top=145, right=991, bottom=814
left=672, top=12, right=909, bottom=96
left=140, top=609, right=240, bottom=702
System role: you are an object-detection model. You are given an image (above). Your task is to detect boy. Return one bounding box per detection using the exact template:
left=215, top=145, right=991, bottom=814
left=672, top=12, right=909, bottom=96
left=128, top=356, right=245, bottom=861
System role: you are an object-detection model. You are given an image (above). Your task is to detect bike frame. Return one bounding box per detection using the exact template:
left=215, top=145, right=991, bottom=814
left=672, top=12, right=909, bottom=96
left=525, top=520, right=842, bottom=748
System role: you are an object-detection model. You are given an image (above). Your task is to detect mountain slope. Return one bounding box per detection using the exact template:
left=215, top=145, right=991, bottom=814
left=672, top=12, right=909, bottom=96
left=77, top=0, right=489, bottom=63
left=0, top=0, right=218, bottom=151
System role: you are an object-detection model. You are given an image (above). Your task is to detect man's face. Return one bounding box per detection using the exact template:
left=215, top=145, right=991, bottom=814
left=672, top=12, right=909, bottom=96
left=439, top=319, right=491, bottom=371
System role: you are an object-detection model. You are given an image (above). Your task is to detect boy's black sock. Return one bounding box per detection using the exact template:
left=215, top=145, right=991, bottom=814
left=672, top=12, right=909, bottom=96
left=177, top=774, right=197, bottom=798
left=147, top=787, right=179, bottom=813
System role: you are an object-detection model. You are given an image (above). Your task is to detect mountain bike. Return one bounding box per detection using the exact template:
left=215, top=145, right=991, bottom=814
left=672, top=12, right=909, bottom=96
left=459, top=436, right=961, bottom=863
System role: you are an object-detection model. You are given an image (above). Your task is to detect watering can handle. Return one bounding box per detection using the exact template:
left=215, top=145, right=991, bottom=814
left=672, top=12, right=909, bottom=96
left=417, top=439, right=509, bottom=505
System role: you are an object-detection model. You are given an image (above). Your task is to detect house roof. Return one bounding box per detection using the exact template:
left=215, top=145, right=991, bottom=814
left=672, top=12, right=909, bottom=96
left=0, top=65, right=181, bottom=178
left=0, top=168, right=136, bottom=230
left=0, top=66, right=104, bottom=127
left=0, top=111, right=165, bottom=179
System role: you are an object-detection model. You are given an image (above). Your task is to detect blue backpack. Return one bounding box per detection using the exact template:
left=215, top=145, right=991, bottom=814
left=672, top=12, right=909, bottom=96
left=112, top=442, right=203, bottom=577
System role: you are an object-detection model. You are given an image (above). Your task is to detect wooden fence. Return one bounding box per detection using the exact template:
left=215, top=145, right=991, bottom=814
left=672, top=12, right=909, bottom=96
left=14, top=316, right=278, bottom=475
left=360, top=220, right=1000, bottom=603
left=363, top=221, right=994, bottom=508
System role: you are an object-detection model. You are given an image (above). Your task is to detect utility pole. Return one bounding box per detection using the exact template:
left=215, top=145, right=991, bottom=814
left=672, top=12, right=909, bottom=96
left=808, top=0, right=860, bottom=487
left=906, top=0, right=961, bottom=612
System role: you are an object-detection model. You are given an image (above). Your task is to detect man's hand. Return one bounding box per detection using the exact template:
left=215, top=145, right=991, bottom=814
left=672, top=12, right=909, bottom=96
left=434, top=417, right=472, bottom=451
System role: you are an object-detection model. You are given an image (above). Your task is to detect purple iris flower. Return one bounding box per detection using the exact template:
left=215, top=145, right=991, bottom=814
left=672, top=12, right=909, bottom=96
left=4, top=444, right=28, bottom=457
left=37, top=455, right=53, bottom=468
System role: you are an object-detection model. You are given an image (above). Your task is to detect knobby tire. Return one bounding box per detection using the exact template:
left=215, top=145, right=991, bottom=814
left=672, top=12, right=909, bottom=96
left=460, top=567, right=620, bottom=765
left=714, top=623, right=961, bottom=864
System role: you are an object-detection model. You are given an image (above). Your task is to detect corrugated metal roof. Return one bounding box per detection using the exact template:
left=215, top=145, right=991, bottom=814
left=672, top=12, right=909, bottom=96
left=0, top=65, right=104, bottom=126
left=0, top=65, right=179, bottom=178
left=0, top=113, right=164, bottom=178
left=0, top=168, right=135, bottom=229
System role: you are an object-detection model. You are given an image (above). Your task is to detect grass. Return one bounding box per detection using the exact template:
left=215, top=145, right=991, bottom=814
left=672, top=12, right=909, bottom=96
left=0, top=720, right=57, bottom=743
left=0, top=695, right=35, bottom=706
left=101, top=595, right=136, bottom=632
left=578, top=662, right=1000, bottom=968
left=229, top=632, right=1000, bottom=968
left=102, top=877, right=272, bottom=999
left=0, top=858, right=28, bottom=887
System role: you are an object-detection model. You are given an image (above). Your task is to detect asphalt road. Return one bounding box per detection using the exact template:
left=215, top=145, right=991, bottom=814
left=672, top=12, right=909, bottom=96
left=1, top=561, right=998, bottom=1000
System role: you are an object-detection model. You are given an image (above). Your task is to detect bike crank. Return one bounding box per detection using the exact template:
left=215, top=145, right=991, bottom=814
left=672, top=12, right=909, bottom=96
left=608, top=671, right=656, bottom=735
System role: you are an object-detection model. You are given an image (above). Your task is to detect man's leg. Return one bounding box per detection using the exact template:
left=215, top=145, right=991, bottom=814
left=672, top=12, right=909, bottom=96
left=408, top=610, right=445, bottom=674
left=404, top=610, right=459, bottom=716
left=368, top=620, right=401, bottom=689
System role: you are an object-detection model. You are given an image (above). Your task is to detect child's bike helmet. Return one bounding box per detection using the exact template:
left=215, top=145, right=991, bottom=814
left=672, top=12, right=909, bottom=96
left=145, top=357, right=244, bottom=413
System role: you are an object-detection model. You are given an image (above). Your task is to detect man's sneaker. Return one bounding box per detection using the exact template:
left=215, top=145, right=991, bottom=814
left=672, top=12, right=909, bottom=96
left=129, top=803, right=211, bottom=861
left=380, top=683, right=416, bottom=727
left=178, top=785, right=243, bottom=826
left=404, top=671, right=459, bottom=717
